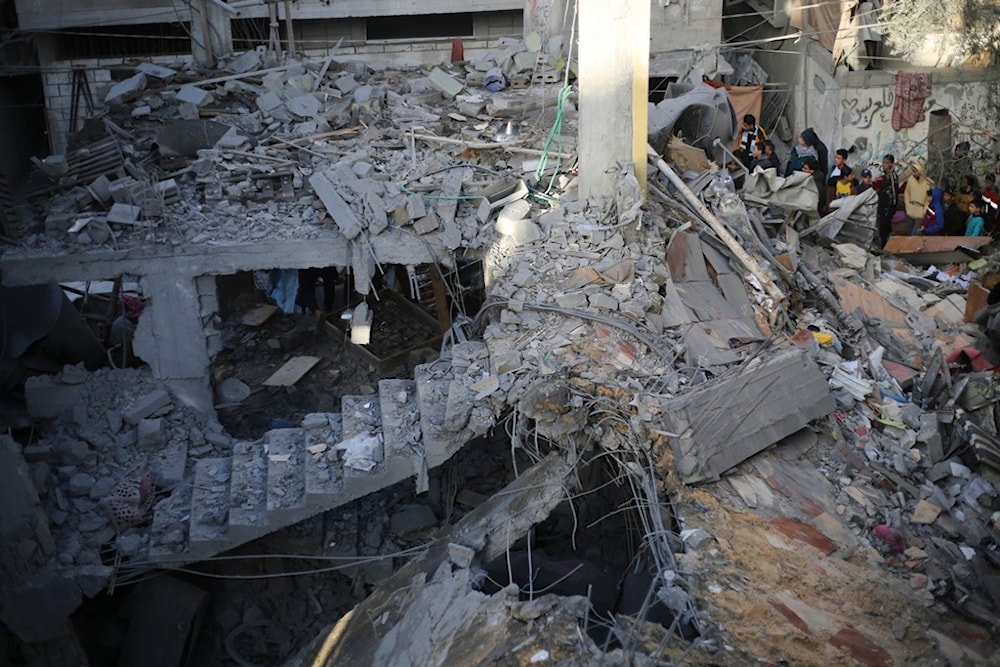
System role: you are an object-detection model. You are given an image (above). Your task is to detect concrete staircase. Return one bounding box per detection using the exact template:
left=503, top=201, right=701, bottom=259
left=146, top=347, right=489, bottom=566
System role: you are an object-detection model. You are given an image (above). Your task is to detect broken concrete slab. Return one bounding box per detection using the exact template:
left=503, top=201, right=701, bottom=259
left=294, top=452, right=575, bottom=665
left=287, top=93, right=322, bottom=118
left=104, top=73, right=147, bottom=105
left=662, top=348, right=836, bottom=484
left=122, top=388, right=172, bottom=425
left=24, top=377, right=83, bottom=419
left=426, top=67, right=464, bottom=99
left=309, top=172, right=363, bottom=239
left=107, top=203, right=142, bottom=224
left=136, top=63, right=177, bottom=80
left=175, top=85, right=213, bottom=107
left=882, top=236, right=991, bottom=265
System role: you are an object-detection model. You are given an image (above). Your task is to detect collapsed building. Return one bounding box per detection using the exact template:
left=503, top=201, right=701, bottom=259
left=1, top=2, right=1000, bottom=666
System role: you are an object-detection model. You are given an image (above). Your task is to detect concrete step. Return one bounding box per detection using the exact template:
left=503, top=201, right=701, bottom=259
left=415, top=362, right=460, bottom=468
left=303, top=413, right=344, bottom=510
left=228, top=439, right=268, bottom=545
left=188, top=457, right=232, bottom=557
left=378, top=380, right=421, bottom=455
left=378, top=379, right=425, bottom=485
left=265, top=427, right=307, bottom=524
left=340, top=394, right=382, bottom=440
left=340, top=394, right=385, bottom=495
left=148, top=480, right=192, bottom=562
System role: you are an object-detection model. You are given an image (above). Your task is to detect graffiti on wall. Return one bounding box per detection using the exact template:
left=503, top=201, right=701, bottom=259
left=840, top=79, right=1000, bottom=179
left=840, top=87, right=894, bottom=131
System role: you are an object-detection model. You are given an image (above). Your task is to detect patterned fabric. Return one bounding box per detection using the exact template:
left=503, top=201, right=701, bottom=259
left=892, top=72, right=931, bottom=131
left=100, top=467, right=156, bottom=532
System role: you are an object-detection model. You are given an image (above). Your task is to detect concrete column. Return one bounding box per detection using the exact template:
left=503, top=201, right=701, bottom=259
left=577, top=0, right=650, bottom=200
left=208, top=1, right=235, bottom=60
left=34, top=34, right=67, bottom=156
left=523, top=0, right=571, bottom=57
left=133, top=273, right=214, bottom=411
left=191, top=0, right=234, bottom=66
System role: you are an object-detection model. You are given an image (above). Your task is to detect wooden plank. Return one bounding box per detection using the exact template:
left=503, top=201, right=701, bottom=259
left=832, top=277, right=907, bottom=326
left=263, top=355, right=320, bottom=386
left=666, top=231, right=711, bottom=283
left=309, top=172, right=363, bottom=239
left=882, top=235, right=990, bottom=265
left=966, top=282, right=989, bottom=323
left=240, top=304, right=278, bottom=327
left=662, top=348, right=835, bottom=484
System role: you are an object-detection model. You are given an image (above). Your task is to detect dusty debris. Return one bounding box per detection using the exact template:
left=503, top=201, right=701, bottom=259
left=3, top=41, right=1000, bottom=667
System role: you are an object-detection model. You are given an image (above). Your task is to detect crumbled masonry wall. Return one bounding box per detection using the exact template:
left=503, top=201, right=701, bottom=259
left=14, top=0, right=524, bottom=30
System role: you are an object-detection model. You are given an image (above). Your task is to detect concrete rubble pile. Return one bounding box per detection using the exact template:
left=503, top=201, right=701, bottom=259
left=2, top=45, right=1000, bottom=666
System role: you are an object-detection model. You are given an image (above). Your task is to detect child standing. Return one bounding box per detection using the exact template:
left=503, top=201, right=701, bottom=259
left=957, top=174, right=979, bottom=213
left=983, top=173, right=998, bottom=207
left=857, top=168, right=874, bottom=193
left=966, top=198, right=986, bottom=236
left=835, top=165, right=858, bottom=198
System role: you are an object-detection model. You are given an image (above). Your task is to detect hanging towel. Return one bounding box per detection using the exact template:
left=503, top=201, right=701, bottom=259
left=892, top=72, right=931, bottom=131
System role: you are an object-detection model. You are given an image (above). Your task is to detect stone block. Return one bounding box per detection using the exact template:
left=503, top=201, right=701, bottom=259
left=405, top=194, right=426, bottom=220
left=287, top=93, right=321, bottom=118
left=25, top=377, right=82, bottom=419
left=492, top=350, right=523, bottom=374
left=137, top=418, right=166, bottom=451
left=257, top=90, right=284, bottom=114
left=104, top=73, right=147, bottom=105
left=136, top=63, right=177, bottom=80
left=496, top=214, right=542, bottom=245
left=334, top=74, right=358, bottom=94
left=412, top=212, right=440, bottom=235
left=176, top=85, right=213, bottom=107
left=353, top=161, right=373, bottom=178
left=353, top=85, right=373, bottom=103
left=68, top=472, right=95, bottom=496
left=122, top=388, right=172, bottom=425
left=554, top=292, right=587, bottom=309
left=88, top=174, right=112, bottom=202
left=427, top=67, right=464, bottom=98
left=225, top=49, right=261, bottom=74
left=588, top=292, right=619, bottom=311
left=107, top=203, right=142, bottom=224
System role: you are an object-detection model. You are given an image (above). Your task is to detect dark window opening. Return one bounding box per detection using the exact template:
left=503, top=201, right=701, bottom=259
left=367, top=12, right=474, bottom=40
left=231, top=17, right=271, bottom=51
left=51, top=24, right=189, bottom=60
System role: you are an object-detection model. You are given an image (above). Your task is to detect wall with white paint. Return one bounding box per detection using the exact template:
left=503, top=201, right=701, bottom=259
left=833, top=68, right=1000, bottom=181
left=754, top=37, right=999, bottom=181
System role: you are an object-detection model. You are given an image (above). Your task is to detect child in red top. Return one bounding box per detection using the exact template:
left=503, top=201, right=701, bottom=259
left=984, top=173, right=998, bottom=207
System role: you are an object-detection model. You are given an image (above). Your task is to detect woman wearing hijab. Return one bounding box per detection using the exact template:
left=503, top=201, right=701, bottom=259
left=785, top=128, right=828, bottom=177
left=903, top=162, right=934, bottom=236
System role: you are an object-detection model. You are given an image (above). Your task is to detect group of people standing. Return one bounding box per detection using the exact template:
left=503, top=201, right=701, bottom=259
left=889, top=159, right=998, bottom=244
left=732, top=117, right=999, bottom=248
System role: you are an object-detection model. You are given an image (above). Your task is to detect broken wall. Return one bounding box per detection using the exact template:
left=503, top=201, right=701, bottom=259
left=26, top=5, right=524, bottom=154
left=14, top=0, right=524, bottom=30
left=650, top=0, right=723, bottom=55
left=835, top=70, right=1000, bottom=180
left=753, top=36, right=1000, bottom=181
